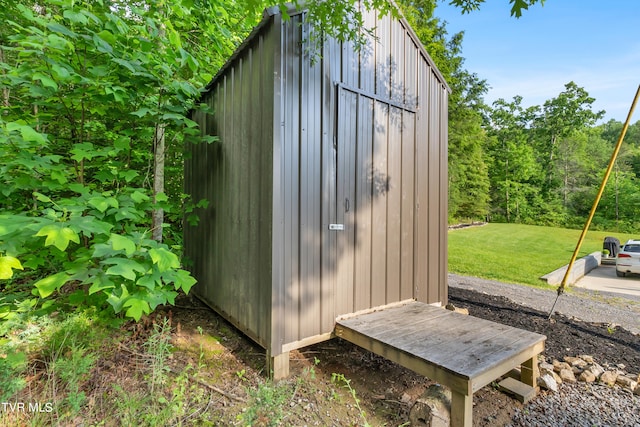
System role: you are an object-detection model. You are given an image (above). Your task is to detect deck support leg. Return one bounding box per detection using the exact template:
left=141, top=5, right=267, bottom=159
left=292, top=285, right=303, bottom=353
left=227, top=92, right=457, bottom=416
left=520, top=356, right=539, bottom=389
left=267, top=351, right=289, bottom=380
left=450, top=391, right=472, bottom=427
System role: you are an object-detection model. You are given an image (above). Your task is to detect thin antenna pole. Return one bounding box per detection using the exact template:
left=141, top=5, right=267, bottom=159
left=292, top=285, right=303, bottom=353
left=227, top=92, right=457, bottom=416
left=548, top=84, right=640, bottom=319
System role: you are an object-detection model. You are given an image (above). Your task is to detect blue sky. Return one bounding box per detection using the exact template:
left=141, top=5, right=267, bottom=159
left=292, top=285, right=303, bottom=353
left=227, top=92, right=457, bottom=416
left=434, top=0, right=640, bottom=123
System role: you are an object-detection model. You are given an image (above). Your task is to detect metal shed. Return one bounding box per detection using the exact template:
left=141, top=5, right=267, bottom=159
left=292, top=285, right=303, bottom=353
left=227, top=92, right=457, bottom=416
left=185, top=4, right=450, bottom=378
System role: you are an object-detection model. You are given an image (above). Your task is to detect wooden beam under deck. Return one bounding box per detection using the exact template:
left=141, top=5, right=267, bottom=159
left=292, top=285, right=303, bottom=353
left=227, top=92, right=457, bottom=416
left=335, top=301, right=545, bottom=427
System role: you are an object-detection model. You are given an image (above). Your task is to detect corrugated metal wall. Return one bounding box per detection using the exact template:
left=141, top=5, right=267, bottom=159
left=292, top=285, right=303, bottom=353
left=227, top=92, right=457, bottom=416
left=271, top=8, right=449, bottom=352
left=186, top=5, right=449, bottom=356
left=185, top=17, right=279, bottom=349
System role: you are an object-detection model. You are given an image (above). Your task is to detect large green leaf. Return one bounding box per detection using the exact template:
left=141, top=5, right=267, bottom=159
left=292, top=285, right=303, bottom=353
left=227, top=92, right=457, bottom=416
left=68, top=216, right=113, bottom=236
left=0, top=256, right=23, bottom=279
left=34, top=224, right=80, bottom=251
left=5, top=122, right=46, bottom=144
left=130, top=190, right=150, bottom=204
left=123, top=297, right=151, bottom=321
left=34, top=271, right=71, bottom=298
left=106, top=284, right=130, bottom=313
left=149, top=248, right=180, bottom=272
left=47, top=22, right=77, bottom=39
left=88, top=274, right=116, bottom=295
left=137, top=271, right=161, bottom=290
left=162, top=269, right=197, bottom=293
left=109, top=234, right=136, bottom=256
left=103, top=257, right=147, bottom=281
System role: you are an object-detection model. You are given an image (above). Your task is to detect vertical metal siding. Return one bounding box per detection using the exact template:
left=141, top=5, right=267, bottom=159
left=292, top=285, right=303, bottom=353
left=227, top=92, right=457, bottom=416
left=298, top=19, right=323, bottom=341
left=187, top=6, right=449, bottom=356
left=276, top=7, right=450, bottom=345
left=187, top=19, right=277, bottom=349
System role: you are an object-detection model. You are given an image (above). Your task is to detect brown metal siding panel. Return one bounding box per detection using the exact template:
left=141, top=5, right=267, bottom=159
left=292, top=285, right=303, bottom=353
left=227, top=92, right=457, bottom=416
left=353, top=96, right=374, bottom=311
left=270, top=13, right=285, bottom=353
left=320, top=36, right=340, bottom=332
left=390, top=18, right=405, bottom=105
left=401, top=33, right=418, bottom=301
left=257, top=30, right=275, bottom=347
left=400, top=111, right=416, bottom=301
left=360, top=10, right=377, bottom=94
left=187, top=20, right=276, bottom=350
left=439, top=86, right=449, bottom=304
left=280, top=13, right=301, bottom=347
left=370, top=100, right=388, bottom=307
left=335, top=89, right=357, bottom=316
left=415, top=59, right=430, bottom=303
left=427, top=71, right=439, bottom=303
left=386, top=105, right=402, bottom=303
left=298, top=20, right=324, bottom=340
left=376, top=13, right=392, bottom=100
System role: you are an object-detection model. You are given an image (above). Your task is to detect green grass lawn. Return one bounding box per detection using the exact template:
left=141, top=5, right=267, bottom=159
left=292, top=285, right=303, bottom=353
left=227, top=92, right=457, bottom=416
left=448, top=223, right=635, bottom=287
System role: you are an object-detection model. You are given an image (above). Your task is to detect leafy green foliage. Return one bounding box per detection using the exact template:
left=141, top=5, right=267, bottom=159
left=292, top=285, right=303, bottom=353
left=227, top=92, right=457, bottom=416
left=240, top=379, right=293, bottom=427
left=448, top=0, right=545, bottom=17
left=0, top=348, right=27, bottom=401
left=0, top=0, right=208, bottom=321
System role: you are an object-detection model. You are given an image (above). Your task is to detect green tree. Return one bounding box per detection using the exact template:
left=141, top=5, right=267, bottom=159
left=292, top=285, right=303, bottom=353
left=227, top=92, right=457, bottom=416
left=532, top=82, right=605, bottom=201
left=399, top=0, right=491, bottom=221
left=0, top=0, right=227, bottom=319
left=487, top=97, right=541, bottom=222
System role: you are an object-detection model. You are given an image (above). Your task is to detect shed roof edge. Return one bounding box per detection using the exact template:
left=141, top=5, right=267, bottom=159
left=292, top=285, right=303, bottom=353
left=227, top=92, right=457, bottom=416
left=203, top=2, right=451, bottom=94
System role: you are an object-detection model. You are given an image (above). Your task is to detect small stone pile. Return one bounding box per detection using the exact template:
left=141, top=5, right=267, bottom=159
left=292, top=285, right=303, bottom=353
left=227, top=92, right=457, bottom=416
left=538, top=354, right=640, bottom=395
left=511, top=354, right=640, bottom=427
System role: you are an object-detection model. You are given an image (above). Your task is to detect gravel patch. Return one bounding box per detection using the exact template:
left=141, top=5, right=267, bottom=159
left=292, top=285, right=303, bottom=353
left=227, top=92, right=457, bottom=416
left=509, top=382, right=640, bottom=427
left=449, top=273, right=640, bottom=335
left=449, top=273, right=640, bottom=426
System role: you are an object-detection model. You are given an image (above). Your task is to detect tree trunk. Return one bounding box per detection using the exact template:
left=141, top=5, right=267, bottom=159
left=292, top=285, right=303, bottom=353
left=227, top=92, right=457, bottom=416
left=0, top=48, right=9, bottom=109
left=152, top=123, right=165, bottom=242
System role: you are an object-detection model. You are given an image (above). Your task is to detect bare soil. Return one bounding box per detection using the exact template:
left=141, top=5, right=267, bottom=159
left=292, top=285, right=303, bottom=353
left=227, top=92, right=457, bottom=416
left=143, top=285, right=638, bottom=426
left=9, top=284, right=639, bottom=426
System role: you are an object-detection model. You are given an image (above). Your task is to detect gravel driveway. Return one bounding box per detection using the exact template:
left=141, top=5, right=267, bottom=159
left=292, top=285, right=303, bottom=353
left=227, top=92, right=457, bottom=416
left=448, top=273, right=640, bottom=335
left=449, top=273, right=640, bottom=427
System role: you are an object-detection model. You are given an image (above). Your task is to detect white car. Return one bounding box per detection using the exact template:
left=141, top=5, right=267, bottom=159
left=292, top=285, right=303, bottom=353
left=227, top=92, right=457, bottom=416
left=615, top=239, right=640, bottom=277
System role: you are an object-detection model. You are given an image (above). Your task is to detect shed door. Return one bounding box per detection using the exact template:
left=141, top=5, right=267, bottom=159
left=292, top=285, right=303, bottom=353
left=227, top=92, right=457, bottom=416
left=333, top=84, right=417, bottom=315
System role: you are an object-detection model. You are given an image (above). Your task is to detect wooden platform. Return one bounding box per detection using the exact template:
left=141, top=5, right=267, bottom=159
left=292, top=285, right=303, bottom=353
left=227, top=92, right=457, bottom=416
left=335, top=300, right=546, bottom=427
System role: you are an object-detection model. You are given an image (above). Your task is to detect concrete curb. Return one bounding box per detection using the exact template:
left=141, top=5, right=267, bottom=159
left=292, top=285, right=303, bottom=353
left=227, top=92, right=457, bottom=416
left=540, top=251, right=602, bottom=286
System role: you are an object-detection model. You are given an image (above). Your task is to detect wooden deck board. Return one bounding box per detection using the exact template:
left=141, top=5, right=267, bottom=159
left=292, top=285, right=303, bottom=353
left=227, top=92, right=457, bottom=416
left=335, top=300, right=546, bottom=419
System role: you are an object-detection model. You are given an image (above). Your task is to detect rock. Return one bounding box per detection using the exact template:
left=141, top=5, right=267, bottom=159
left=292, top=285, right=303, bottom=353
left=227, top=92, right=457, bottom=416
left=634, top=384, right=640, bottom=396
left=538, top=373, right=558, bottom=392
left=444, top=303, right=469, bottom=315
left=572, top=359, right=588, bottom=369
left=539, top=362, right=555, bottom=376
left=552, top=371, right=563, bottom=385
left=409, top=384, right=451, bottom=427
left=553, top=360, right=571, bottom=373
left=615, top=375, right=638, bottom=391
left=579, top=370, right=596, bottom=383
left=600, top=371, right=618, bottom=386
left=578, top=355, right=594, bottom=364
left=587, top=363, right=605, bottom=379
left=559, top=368, right=576, bottom=384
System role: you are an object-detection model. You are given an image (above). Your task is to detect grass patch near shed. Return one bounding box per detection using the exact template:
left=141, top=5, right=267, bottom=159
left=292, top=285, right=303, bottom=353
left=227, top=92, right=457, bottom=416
left=448, top=223, right=634, bottom=287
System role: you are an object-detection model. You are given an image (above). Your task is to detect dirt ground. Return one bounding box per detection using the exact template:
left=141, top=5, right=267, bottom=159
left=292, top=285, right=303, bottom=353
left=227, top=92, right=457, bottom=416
left=133, top=284, right=639, bottom=427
